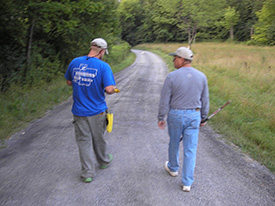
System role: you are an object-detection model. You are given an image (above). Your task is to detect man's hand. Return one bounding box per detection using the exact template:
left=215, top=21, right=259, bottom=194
left=158, top=121, right=166, bottom=129
left=200, top=120, right=207, bottom=127
left=105, top=85, right=115, bottom=94
left=67, top=80, right=72, bottom=86
left=105, top=86, right=120, bottom=94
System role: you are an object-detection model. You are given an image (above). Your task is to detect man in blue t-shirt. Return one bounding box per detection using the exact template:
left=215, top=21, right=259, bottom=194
left=65, top=38, right=116, bottom=183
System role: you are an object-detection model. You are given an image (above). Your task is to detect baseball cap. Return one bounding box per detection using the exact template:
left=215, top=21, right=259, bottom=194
left=91, top=38, right=109, bottom=54
left=169, top=47, right=193, bottom=61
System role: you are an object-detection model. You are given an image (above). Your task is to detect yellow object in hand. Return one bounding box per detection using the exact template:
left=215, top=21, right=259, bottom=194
left=106, top=113, right=113, bottom=133
left=114, top=88, right=120, bottom=93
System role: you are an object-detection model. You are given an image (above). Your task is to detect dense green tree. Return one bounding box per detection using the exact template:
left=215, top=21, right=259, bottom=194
left=220, top=7, right=240, bottom=41
left=118, top=0, right=146, bottom=45
left=149, top=0, right=178, bottom=42
left=0, top=1, right=28, bottom=91
left=226, top=0, right=264, bottom=41
left=0, top=0, right=121, bottom=91
left=117, top=0, right=272, bottom=45
left=175, top=0, right=226, bottom=45
left=118, top=0, right=227, bottom=45
left=253, top=0, right=275, bottom=45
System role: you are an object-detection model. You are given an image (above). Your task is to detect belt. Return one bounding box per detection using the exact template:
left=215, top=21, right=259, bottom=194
left=171, top=108, right=200, bottom=111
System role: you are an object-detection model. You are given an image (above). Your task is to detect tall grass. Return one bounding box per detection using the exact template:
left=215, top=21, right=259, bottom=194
left=0, top=78, right=72, bottom=146
left=135, top=42, right=275, bottom=172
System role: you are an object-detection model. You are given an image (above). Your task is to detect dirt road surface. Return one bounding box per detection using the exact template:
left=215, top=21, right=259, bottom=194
left=0, top=50, right=274, bottom=206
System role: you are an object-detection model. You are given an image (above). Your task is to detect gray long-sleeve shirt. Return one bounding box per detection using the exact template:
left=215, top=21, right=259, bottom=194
left=158, top=67, right=209, bottom=121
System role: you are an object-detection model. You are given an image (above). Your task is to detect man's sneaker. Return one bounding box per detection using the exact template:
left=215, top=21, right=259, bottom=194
left=100, top=154, right=113, bottom=169
left=164, top=161, right=178, bottom=177
left=182, top=185, right=191, bottom=192
left=82, top=177, right=92, bottom=183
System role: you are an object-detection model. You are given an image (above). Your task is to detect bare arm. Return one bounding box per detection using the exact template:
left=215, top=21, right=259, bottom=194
left=67, top=80, right=72, bottom=86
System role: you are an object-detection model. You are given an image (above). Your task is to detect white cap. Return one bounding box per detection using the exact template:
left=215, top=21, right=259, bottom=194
left=169, top=47, right=193, bottom=61
left=91, top=38, right=109, bottom=55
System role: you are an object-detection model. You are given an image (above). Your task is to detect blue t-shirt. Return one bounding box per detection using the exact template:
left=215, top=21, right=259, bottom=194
left=65, top=56, right=115, bottom=116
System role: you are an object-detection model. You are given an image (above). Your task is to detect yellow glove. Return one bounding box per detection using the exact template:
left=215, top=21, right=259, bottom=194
left=106, top=113, right=113, bottom=133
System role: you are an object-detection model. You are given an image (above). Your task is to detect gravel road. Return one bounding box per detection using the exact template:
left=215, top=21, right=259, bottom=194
left=0, top=49, right=274, bottom=206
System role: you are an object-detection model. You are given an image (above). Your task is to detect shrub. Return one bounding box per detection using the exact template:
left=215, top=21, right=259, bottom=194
left=106, top=41, right=131, bottom=66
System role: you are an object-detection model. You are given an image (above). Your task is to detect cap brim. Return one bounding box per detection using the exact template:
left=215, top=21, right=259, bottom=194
left=169, top=52, right=177, bottom=56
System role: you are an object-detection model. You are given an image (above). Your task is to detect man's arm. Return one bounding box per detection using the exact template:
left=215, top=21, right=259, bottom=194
left=158, top=76, right=172, bottom=129
left=67, top=80, right=72, bottom=86
left=200, top=78, right=210, bottom=127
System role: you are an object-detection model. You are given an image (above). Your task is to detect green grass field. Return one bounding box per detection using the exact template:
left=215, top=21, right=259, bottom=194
left=135, top=42, right=275, bottom=172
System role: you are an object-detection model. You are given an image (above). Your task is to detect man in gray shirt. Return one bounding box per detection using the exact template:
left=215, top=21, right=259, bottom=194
left=158, top=47, right=209, bottom=192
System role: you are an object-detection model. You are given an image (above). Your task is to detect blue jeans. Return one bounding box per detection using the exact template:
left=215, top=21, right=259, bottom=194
left=167, top=109, right=201, bottom=186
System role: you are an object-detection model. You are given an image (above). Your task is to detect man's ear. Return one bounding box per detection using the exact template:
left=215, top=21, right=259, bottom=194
left=99, top=50, right=105, bottom=59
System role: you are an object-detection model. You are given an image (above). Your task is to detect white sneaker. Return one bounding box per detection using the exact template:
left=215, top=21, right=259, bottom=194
left=164, top=161, right=178, bottom=177
left=182, top=185, right=191, bottom=192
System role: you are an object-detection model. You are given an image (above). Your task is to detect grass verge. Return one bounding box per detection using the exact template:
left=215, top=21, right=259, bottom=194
left=0, top=78, right=72, bottom=147
left=135, top=42, right=275, bottom=173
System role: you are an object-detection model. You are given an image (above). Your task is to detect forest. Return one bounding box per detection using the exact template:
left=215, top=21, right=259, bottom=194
left=118, top=0, right=275, bottom=46
left=0, top=0, right=124, bottom=92
left=0, top=0, right=274, bottom=92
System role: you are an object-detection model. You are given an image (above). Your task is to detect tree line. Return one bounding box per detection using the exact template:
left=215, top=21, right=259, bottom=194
left=118, top=0, right=275, bottom=46
left=1, top=0, right=274, bottom=92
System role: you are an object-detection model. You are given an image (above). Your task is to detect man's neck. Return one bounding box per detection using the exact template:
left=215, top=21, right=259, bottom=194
left=183, top=63, right=191, bottom=67
left=177, top=64, right=191, bottom=69
left=87, top=50, right=100, bottom=59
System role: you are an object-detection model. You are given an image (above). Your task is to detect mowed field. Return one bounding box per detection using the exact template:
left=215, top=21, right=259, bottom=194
left=135, top=42, right=275, bottom=172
